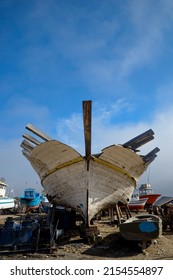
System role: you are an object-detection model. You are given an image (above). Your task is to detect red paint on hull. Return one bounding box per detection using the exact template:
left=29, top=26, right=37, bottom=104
left=139, top=194, right=161, bottom=205
left=128, top=198, right=148, bottom=211
left=129, top=205, right=146, bottom=210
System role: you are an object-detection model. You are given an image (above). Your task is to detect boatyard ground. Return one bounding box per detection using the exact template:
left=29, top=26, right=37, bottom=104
left=0, top=214, right=173, bottom=260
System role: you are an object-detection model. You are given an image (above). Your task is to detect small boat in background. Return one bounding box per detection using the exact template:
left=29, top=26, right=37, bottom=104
left=20, top=188, right=40, bottom=212
left=139, top=184, right=161, bottom=208
left=0, top=178, right=15, bottom=211
left=119, top=214, right=162, bottom=249
left=128, top=196, right=148, bottom=211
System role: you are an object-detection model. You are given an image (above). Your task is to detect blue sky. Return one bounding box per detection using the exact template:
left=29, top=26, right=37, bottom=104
left=1, top=0, right=173, bottom=196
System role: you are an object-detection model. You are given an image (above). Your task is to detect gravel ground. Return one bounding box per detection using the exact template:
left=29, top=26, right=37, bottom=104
left=0, top=214, right=173, bottom=260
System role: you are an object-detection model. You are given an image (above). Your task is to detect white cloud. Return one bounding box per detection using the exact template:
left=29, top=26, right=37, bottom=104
left=117, top=0, right=173, bottom=79
left=3, top=0, right=172, bottom=100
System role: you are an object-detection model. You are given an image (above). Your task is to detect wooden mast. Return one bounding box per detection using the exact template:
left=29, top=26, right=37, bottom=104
left=83, top=100, right=92, bottom=226
left=83, top=100, right=92, bottom=169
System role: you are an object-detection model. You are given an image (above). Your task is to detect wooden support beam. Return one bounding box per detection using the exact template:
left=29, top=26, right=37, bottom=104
left=23, top=133, right=42, bottom=146
left=22, top=149, right=31, bottom=159
left=20, top=140, right=34, bottom=154
left=115, top=204, right=122, bottom=225
left=21, top=146, right=31, bottom=155
left=130, top=135, right=154, bottom=150
left=26, top=123, right=52, bottom=141
left=142, top=147, right=160, bottom=163
left=123, top=129, right=154, bottom=149
left=125, top=204, right=132, bottom=219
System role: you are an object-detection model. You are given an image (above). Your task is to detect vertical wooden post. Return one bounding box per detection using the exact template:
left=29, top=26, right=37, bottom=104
left=115, top=204, right=121, bottom=225
left=83, top=100, right=92, bottom=168
left=83, top=101, right=92, bottom=226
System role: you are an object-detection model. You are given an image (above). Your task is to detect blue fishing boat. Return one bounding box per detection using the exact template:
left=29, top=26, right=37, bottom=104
left=20, top=188, right=40, bottom=211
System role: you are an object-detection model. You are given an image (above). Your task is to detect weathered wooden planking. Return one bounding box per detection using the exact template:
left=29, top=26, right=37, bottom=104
left=98, top=145, right=146, bottom=179
left=22, top=109, right=159, bottom=224
left=29, top=140, right=84, bottom=180
left=88, top=160, right=136, bottom=221
left=28, top=140, right=146, bottom=222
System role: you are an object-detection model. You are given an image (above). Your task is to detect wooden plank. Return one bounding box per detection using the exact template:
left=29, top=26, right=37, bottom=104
left=115, top=204, right=121, bottom=225
left=123, top=129, right=154, bottom=149
left=83, top=100, right=92, bottom=159
left=129, top=135, right=154, bottom=150
left=22, top=150, right=30, bottom=159
left=142, top=147, right=160, bottom=163
left=23, top=133, right=42, bottom=146
left=144, top=154, right=157, bottom=164
left=26, top=123, right=52, bottom=141
left=22, top=139, right=35, bottom=149
left=20, top=140, right=34, bottom=153
left=144, top=147, right=160, bottom=158
left=98, top=145, right=145, bottom=178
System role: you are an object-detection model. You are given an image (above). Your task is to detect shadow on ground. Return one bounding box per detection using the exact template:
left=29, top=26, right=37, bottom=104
left=81, top=231, right=143, bottom=259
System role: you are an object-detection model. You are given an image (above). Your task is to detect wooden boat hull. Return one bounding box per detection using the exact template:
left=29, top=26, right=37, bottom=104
left=28, top=140, right=147, bottom=223
left=119, top=214, right=162, bottom=241
left=21, top=102, right=160, bottom=225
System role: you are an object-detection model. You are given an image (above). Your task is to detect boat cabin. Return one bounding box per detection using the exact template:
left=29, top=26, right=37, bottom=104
left=0, top=179, right=8, bottom=197
left=139, top=184, right=153, bottom=195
